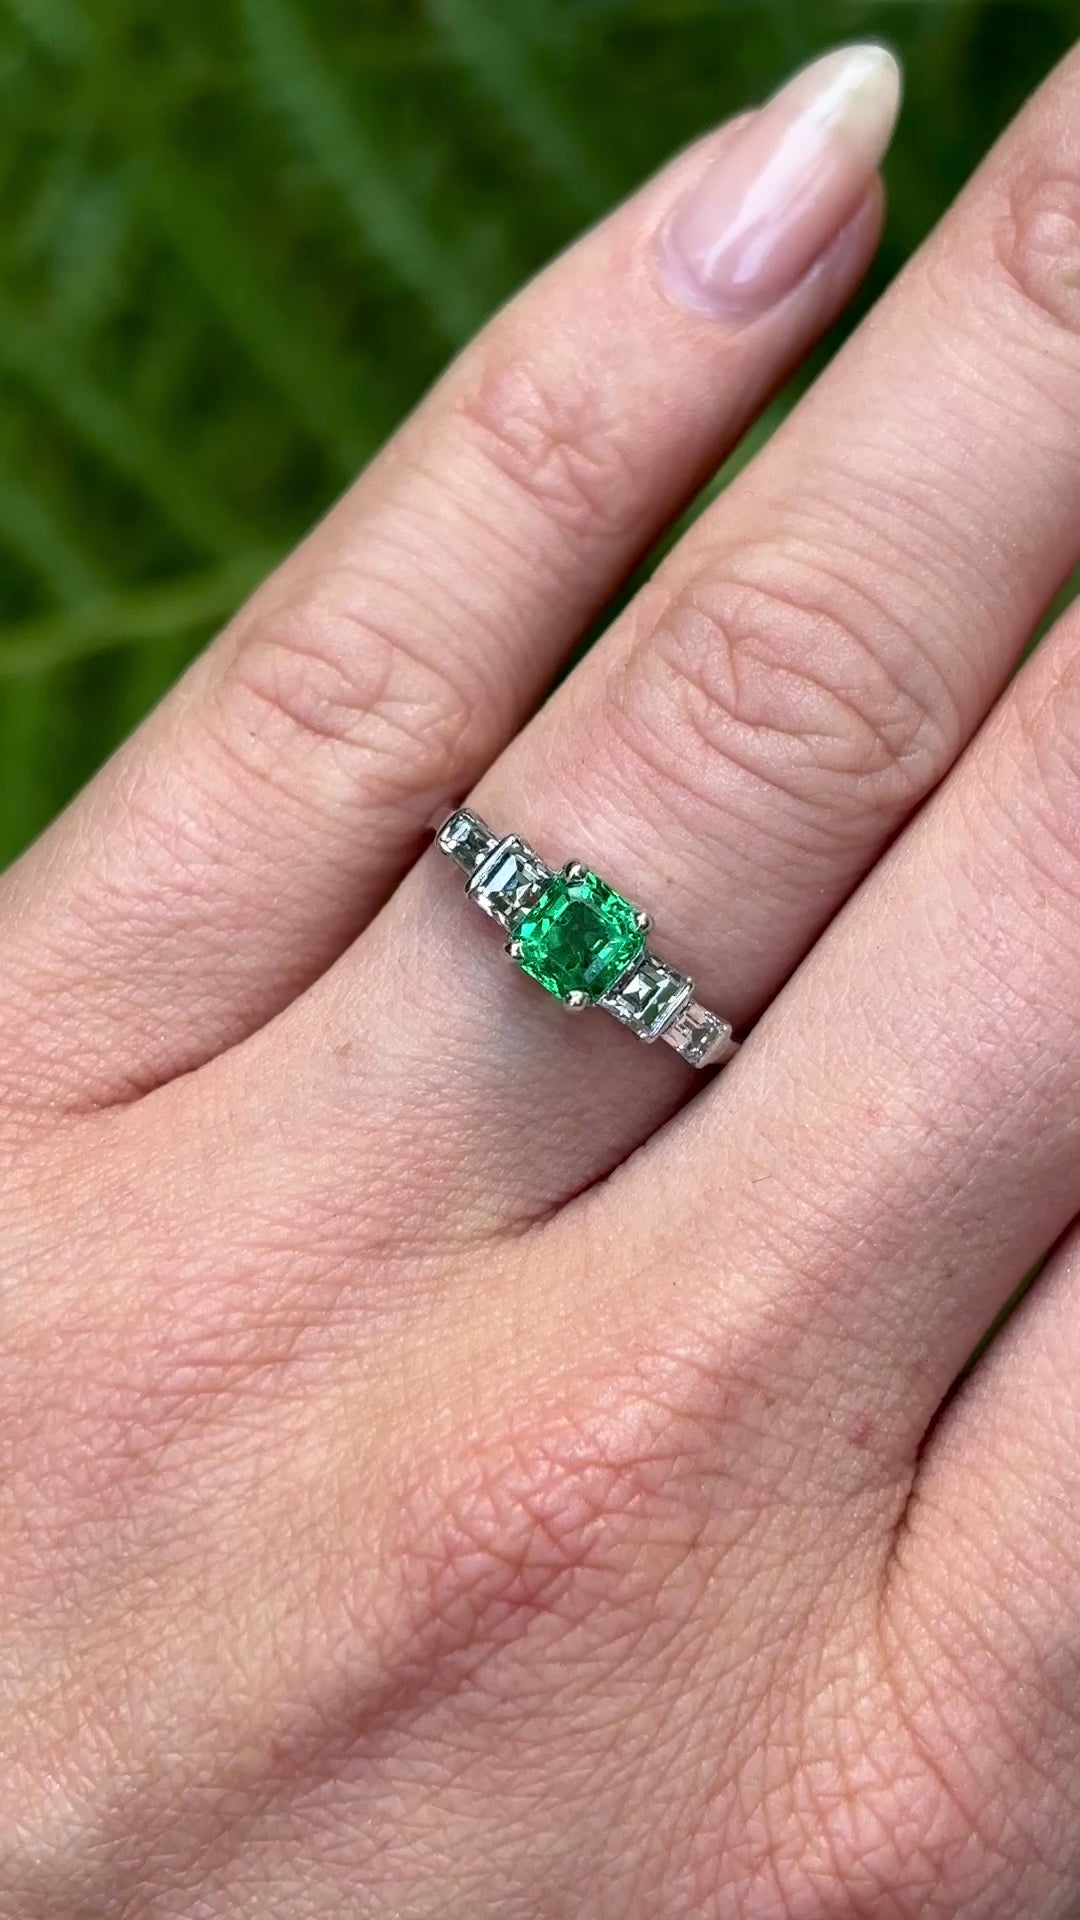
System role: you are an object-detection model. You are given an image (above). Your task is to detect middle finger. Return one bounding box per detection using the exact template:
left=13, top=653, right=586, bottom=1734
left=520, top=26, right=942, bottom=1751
left=259, top=45, right=1080, bottom=1231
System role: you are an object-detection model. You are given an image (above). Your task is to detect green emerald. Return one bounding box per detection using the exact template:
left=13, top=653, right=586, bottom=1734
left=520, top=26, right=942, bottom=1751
left=513, top=868, right=644, bottom=1004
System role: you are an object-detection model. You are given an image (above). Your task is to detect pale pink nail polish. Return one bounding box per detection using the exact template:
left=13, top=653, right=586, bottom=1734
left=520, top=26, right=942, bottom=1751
left=660, top=44, right=902, bottom=317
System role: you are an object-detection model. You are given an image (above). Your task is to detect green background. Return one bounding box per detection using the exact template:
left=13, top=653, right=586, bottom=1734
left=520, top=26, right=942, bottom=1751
left=0, top=0, right=1074, bottom=865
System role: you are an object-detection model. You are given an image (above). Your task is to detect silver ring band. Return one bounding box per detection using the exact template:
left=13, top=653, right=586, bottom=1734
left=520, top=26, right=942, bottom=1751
left=436, top=808, right=738, bottom=1071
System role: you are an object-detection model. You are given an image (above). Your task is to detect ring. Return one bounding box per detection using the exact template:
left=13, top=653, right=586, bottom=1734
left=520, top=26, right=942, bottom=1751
left=436, top=808, right=739, bottom=1070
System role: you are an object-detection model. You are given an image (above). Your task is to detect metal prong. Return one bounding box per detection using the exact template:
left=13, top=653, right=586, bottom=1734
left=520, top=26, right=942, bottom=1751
left=562, top=860, right=588, bottom=883
left=634, top=908, right=652, bottom=934
left=506, top=937, right=524, bottom=961
left=563, top=990, right=590, bottom=1013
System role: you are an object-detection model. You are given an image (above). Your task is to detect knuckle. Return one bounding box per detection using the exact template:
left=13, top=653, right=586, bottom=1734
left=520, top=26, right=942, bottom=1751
left=215, top=573, right=482, bottom=809
left=610, top=554, right=952, bottom=836
left=381, top=1369, right=719, bottom=1687
left=457, top=348, right=640, bottom=539
left=990, top=161, right=1080, bottom=337
left=229, top=586, right=475, bottom=775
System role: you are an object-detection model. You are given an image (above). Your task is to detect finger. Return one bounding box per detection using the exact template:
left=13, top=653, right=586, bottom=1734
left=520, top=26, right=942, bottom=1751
left=268, top=38, right=1080, bottom=1228
left=0, top=50, right=892, bottom=1116
left=861, top=1231, right=1080, bottom=1914
left=623, top=581, right=1080, bottom=1470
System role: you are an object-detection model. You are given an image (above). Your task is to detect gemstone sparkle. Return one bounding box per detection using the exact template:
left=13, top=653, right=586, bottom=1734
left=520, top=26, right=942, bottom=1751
left=513, top=867, right=644, bottom=1004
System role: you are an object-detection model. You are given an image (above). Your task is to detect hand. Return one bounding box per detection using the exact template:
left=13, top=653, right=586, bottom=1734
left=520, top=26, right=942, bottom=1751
left=5, top=40, right=1080, bottom=1917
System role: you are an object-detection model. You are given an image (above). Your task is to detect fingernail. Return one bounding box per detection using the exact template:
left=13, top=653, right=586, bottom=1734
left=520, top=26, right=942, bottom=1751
left=660, top=44, right=901, bottom=317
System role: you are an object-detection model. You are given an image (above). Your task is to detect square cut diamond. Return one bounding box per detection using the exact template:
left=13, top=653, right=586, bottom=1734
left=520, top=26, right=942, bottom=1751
left=467, top=837, right=552, bottom=929
left=664, top=1001, right=731, bottom=1068
left=601, top=951, right=692, bottom=1041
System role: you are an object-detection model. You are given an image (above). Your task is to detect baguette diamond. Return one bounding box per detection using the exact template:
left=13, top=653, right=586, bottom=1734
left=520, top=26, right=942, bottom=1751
left=438, top=808, right=498, bottom=875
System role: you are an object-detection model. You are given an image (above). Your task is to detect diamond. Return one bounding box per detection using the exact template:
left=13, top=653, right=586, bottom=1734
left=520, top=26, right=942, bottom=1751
left=662, top=1000, right=733, bottom=1068
left=437, top=808, right=499, bottom=877
left=467, top=837, right=552, bottom=929
left=601, top=952, right=693, bottom=1041
left=513, top=867, right=645, bottom=1005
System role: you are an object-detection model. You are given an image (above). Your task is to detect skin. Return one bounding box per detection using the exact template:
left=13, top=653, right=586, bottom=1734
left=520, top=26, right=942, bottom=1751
left=7, top=39, right=1080, bottom=1920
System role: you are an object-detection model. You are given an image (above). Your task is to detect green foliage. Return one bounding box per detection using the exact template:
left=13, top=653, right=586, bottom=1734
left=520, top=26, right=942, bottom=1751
left=0, top=0, right=1074, bottom=862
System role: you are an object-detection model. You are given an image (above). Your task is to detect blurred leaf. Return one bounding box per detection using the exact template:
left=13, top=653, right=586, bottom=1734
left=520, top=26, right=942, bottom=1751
left=0, top=0, right=90, bottom=60
left=240, top=0, right=490, bottom=340
left=0, top=286, right=252, bottom=554
left=0, top=549, right=273, bottom=676
left=135, top=147, right=372, bottom=471
left=425, top=0, right=612, bottom=211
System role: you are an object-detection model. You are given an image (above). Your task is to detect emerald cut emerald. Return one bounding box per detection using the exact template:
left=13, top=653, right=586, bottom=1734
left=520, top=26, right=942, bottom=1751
left=513, top=867, right=644, bottom=1004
